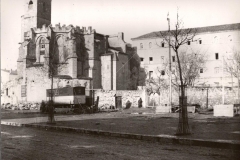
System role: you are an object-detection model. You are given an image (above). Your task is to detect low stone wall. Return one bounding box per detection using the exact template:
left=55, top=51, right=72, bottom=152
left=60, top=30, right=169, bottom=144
left=94, top=90, right=147, bottom=108
left=157, top=87, right=239, bottom=108
left=94, top=87, right=238, bottom=109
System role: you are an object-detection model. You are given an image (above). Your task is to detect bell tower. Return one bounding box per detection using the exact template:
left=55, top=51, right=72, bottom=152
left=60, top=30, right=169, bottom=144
left=21, top=0, right=52, bottom=41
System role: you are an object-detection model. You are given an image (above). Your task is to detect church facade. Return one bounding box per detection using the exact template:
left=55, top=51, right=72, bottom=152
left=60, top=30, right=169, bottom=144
left=2, top=0, right=130, bottom=104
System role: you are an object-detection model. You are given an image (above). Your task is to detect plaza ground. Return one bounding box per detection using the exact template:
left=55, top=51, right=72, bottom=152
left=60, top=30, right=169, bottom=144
left=2, top=108, right=240, bottom=144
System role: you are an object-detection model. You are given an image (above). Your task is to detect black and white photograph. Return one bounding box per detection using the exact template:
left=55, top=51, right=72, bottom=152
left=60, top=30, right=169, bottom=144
left=1, top=0, right=240, bottom=159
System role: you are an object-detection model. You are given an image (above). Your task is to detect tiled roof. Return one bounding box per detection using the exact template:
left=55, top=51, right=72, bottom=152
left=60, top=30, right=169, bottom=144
left=131, top=23, right=240, bottom=40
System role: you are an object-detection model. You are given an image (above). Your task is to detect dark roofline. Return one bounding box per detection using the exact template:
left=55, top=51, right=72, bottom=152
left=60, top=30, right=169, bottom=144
left=95, top=33, right=105, bottom=37
left=1, top=69, right=10, bottom=73
left=131, top=23, right=240, bottom=40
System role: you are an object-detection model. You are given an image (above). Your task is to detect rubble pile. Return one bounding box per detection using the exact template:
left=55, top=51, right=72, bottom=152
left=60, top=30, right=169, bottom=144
left=1, top=103, right=40, bottom=110
left=99, top=104, right=118, bottom=112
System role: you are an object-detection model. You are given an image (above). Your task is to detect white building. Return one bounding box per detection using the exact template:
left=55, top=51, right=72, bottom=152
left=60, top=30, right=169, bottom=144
left=131, top=23, right=240, bottom=88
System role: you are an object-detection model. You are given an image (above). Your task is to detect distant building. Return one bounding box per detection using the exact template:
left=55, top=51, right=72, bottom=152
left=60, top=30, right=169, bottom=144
left=1, top=69, right=18, bottom=103
left=131, top=23, right=240, bottom=88
left=2, top=0, right=130, bottom=104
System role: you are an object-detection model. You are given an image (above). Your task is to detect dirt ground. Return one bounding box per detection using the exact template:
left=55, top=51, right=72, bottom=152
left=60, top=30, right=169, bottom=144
left=2, top=125, right=240, bottom=160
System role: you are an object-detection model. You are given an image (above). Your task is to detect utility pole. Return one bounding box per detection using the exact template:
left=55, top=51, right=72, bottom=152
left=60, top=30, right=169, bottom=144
left=238, top=64, right=240, bottom=103
left=167, top=13, right=172, bottom=107
left=222, top=55, right=225, bottom=104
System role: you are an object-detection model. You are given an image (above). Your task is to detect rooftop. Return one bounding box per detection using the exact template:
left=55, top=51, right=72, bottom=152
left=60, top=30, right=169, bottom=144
left=132, top=23, right=240, bottom=40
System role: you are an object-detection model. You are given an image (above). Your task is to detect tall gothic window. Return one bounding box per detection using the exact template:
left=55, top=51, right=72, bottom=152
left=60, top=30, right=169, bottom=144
left=38, top=38, right=46, bottom=63
left=56, top=36, right=65, bottom=63
left=40, top=38, right=46, bottom=53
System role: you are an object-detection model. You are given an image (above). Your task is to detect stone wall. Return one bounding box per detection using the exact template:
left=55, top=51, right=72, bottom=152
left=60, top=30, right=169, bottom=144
left=116, top=53, right=129, bottom=90
left=94, top=87, right=239, bottom=109
left=154, top=87, right=239, bottom=108
left=94, top=89, right=147, bottom=108
left=101, top=55, right=112, bottom=90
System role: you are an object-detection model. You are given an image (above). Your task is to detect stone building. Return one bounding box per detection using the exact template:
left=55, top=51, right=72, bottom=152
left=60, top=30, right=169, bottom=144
left=131, top=23, right=240, bottom=88
left=2, top=0, right=130, bottom=104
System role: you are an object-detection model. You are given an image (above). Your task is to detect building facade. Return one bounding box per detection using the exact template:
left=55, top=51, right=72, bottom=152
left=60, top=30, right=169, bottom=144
left=131, top=23, right=240, bottom=88
left=2, top=0, right=130, bottom=104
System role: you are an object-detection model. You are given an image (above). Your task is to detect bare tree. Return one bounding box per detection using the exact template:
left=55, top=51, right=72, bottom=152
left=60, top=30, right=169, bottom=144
left=164, top=51, right=207, bottom=89
left=145, top=67, right=168, bottom=94
left=146, top=51, right=206, bottom=97
left=45, top=33, right=70, bottom=124
left=160, top=12, right=198, bottom=135
left=224, top=50, right=240, bottom=102
left=34, top=32, right=69, bottom=124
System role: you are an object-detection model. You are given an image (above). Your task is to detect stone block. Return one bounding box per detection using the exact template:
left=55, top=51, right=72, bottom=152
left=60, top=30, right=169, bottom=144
left=213, top=105, right=234, bottom=117
left=155, top=106, right=171, bottom=113
left=187, top=106, right=196, bottom=113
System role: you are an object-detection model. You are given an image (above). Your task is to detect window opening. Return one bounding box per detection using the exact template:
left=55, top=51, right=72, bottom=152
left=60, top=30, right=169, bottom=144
left=161, top=70, right=165, bottom=75
left=215, top=53, right=219, bottom=60
left=149, top=71, right=153, bottom=79
left=161, top=42, right=164, bottom=47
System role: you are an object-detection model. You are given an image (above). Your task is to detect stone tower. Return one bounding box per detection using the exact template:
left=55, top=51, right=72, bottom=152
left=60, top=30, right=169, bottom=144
left=21, top=0, right=52, bottom=41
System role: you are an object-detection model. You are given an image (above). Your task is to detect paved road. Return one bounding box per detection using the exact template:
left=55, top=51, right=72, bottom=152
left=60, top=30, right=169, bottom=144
left=1, top=125, right=240, bottom=160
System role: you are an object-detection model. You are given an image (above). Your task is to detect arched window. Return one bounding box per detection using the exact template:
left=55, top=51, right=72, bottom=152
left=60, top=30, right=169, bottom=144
left=36, top=37, right=46, bottom=63
left=28, top=0, right=33, bottom=9
left=39, top=38, right=46, bottom=63
left=149, top=42, right=152, bottom=48
left=40, top=38, right=45, bottom=50
left=140, top=43, right=143, bottom=49
left=29, top=0, right=33, bottom=5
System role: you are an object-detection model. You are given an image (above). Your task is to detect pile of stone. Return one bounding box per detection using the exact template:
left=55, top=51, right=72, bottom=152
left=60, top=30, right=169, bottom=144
left=19, top=103, right=40, bottom=110
left=1, top=103, right=40, bottom=110
left=99, top=104, right=118, bottom=112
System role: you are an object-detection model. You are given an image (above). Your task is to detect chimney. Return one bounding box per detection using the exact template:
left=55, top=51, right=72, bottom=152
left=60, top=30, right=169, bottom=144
left=88, top=26, right=92, bottom=33
left=82, top=27, right=86, bottom=33
left=118, top=32, right=124, bottom=40
left=105, top=36, right=109, bottom=54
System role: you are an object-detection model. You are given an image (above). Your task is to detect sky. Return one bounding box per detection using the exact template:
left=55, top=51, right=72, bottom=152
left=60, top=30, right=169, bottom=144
left=1, top=0, right=240, bottom=70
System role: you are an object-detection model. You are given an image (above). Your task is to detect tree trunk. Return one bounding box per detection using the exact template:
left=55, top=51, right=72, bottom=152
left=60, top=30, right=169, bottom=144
left=175, top=50, right=190, bottom=135
left=47, top=71, right=56, bottom=124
